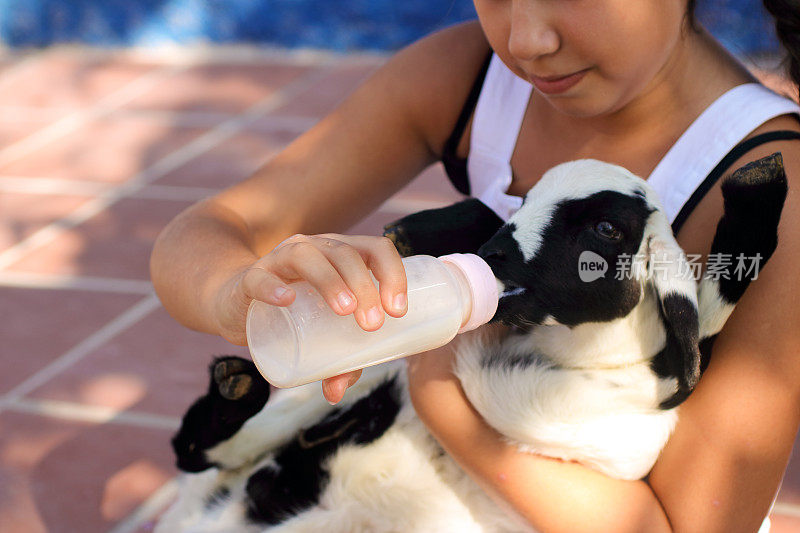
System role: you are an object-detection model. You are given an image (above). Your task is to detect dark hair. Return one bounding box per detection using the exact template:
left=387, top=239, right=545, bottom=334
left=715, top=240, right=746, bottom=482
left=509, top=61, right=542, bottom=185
left=687, top=0, right=800, bottom=100
left=763, top=0, right=800, bottom=98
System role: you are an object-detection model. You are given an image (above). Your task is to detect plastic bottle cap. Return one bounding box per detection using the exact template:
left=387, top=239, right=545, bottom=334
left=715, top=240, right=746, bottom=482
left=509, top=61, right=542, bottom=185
left=438, top=253, right=499, bottom=334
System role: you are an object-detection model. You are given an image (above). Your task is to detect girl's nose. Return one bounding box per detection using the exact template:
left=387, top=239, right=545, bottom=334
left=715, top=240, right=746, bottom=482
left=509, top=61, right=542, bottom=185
left=507, top=3, right=560, bottom=61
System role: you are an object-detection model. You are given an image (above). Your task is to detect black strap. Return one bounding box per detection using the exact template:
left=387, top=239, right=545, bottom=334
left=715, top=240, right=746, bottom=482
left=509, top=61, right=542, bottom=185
left=441, top=49, right=493, bottom=195
left=671, top=129, right=800, bottom=235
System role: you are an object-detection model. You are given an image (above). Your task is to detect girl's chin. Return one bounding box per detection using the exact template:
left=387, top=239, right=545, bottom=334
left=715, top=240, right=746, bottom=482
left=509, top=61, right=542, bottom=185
left=540, top=88, right=630, bottom=119
left=541, top=95, right=611, bottom=119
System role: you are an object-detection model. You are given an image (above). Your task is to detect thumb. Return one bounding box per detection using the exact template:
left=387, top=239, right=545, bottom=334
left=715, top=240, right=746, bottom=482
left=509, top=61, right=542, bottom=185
left=241, top=266, right=295, bottom=306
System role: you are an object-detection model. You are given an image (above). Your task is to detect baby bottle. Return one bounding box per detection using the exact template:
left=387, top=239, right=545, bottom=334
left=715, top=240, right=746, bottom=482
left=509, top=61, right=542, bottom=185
left=246, top=253, right=498, bottom=388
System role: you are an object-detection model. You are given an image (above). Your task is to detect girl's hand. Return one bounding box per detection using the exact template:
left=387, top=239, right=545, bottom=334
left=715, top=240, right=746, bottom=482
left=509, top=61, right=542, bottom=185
left=210, top=233, right=409, bottom=403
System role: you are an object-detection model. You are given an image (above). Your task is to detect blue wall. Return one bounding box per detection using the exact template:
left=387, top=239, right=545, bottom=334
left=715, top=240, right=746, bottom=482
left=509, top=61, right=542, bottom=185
left=0, top=0, right=781, bottom=55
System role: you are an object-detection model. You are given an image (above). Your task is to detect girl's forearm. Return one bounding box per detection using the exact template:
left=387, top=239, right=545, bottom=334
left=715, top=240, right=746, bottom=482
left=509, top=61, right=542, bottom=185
left=149, top=198, right=260, bottom=335
left=406, top=347, right=672, bottom=533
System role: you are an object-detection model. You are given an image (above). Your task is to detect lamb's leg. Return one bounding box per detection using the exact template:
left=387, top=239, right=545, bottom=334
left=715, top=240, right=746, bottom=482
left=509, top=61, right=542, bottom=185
left=695, top=152, right=788, bottom=369
left=383, top=198, right=504, bottom=257
left=171, top=356, right=272, bottom=472
left=174, top=355, right=405, bottom=473
left=172, top=354, right=337, bottom=472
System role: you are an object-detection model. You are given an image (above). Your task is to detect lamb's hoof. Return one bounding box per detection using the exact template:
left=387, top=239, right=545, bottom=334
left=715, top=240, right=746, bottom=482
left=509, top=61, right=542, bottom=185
left=171, top=356, right=271, bottom=473
left=214, top=358, right=255, bottom=400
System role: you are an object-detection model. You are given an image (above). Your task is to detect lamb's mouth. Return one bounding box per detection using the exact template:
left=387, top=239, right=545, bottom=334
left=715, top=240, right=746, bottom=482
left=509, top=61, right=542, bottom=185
left=498, top=280, right=526, bottom=299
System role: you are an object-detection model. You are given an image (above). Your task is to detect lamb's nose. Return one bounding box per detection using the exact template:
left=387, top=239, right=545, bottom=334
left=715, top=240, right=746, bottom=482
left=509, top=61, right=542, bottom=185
left=479, top=248, right=506, bottom=262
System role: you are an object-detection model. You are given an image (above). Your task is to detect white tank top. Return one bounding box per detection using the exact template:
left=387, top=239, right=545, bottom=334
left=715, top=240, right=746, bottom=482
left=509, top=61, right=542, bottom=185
left=465, top=54, right=799, bottom=531
left=467, top=53, right=800, bottom=222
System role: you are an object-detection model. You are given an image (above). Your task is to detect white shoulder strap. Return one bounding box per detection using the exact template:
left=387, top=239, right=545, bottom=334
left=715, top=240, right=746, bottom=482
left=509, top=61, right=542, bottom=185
left=467, top=53, right=532, bottom=219
left=647, top=83, right=800, bottom=223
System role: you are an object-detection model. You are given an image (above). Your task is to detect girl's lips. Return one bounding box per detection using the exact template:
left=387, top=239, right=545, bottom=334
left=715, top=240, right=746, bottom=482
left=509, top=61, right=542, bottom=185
left=528, top=68, right=590, bottom=95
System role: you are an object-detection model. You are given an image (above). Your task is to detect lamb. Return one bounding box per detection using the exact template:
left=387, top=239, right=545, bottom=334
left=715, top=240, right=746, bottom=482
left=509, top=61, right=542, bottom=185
left=157, top=154, right=787, bottom=532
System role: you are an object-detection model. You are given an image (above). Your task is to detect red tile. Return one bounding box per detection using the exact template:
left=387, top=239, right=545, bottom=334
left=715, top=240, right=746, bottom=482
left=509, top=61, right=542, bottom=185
left=122, top=63, right=313, bottom=115
left=5, top=197, right=195, bottom=280
left=0, top=115, right=208, bottom=183
left=0, top=411, right=175, bottom=532
left=0, top=192, right=91, bottom=253
left=29, top=306, right=249, bottom=417
left=0, top=287, right=143, bottom=395
left=154, top=128, right=301, bottom=189
left=0, top=118, right=53, bottom=147
left=264, top=62, right=381, bottom=119
left=0, top=55, right=157, bottom=108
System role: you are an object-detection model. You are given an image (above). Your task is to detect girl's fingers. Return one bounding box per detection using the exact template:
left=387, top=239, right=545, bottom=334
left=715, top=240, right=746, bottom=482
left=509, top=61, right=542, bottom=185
left=266, top=241, right=358, bottom=316
left=266, top=234, right=407, bottom=331
left=321, top=370, right=362, bottom=404
left=310, top=237, right=388, bottom=330
left=317, top=234, right=408, bottom=319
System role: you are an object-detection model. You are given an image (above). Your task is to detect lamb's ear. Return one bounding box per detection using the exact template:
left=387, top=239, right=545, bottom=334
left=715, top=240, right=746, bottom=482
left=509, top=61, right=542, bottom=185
left=383, top=198, right=504, bottom=257
left=642, top=212, right=701, bottom=409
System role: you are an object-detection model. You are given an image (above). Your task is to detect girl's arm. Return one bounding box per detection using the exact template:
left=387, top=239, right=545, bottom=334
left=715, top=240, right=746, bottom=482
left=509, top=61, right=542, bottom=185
left=408, top=139, right=800, bottom=532
left=649, top=137, right=800, bottom=531
left=406, top=346, right=673, bottom=533
left=149, top=21, right=490, bottom=347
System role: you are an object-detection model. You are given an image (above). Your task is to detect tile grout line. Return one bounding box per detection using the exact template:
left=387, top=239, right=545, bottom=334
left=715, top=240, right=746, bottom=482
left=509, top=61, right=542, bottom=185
left=0, top=175, right=221, bottom=199
left=0, top=63, right=188, bottom=167
left=4, top=398, right=180, bottom=430
left=0, top=105, right=321, bottom=130
left=106, top=110, right=320, bottom=131
left=0, top=64, right=337, bottom=271
left=0, top=175, right=458, bottom=208
left=0, top=294, right=162, bottom=404
left=0, top=271, right=155, bottom=294
left=0, top=175, right=116, bottom=195
left=108, top=478, right=180, bottom=533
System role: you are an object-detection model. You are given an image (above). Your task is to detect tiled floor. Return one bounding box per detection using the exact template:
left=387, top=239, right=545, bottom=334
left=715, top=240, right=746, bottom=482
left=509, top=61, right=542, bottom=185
left=0, top=47, right=798, bottom=532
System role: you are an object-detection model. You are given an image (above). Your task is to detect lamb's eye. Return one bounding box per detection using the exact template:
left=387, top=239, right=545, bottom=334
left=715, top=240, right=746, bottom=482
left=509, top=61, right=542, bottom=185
left=595, top=221, right=622, bottom=241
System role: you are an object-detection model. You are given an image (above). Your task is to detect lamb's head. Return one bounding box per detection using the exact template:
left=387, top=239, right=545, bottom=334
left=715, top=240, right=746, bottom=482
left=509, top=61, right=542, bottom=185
left=478, top=159, right=701, bottom=394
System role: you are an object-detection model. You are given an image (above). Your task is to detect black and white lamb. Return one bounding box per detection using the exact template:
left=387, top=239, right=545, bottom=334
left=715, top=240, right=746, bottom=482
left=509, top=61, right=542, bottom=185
left=157, top=155, right=788, bottom=532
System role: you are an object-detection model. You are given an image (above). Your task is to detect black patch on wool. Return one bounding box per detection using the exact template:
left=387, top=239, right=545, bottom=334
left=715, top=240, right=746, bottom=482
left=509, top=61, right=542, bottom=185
left=699, top=335, right=717, bottom=374
left=653, top=336, right=715, bottom=407
left=479, top=191, right=653, bottom=330
left=650, top=293, right=701, bottom=409
left=245, top=375, right=403, bottom=525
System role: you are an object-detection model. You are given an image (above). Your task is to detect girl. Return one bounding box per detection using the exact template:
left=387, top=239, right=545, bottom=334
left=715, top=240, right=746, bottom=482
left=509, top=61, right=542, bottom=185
left=150, top=1, right=800, bottom=530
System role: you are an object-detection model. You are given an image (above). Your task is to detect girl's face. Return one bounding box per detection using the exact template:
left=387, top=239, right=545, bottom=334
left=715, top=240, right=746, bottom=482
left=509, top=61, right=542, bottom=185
left=473, top=0, right=691, bottom=117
